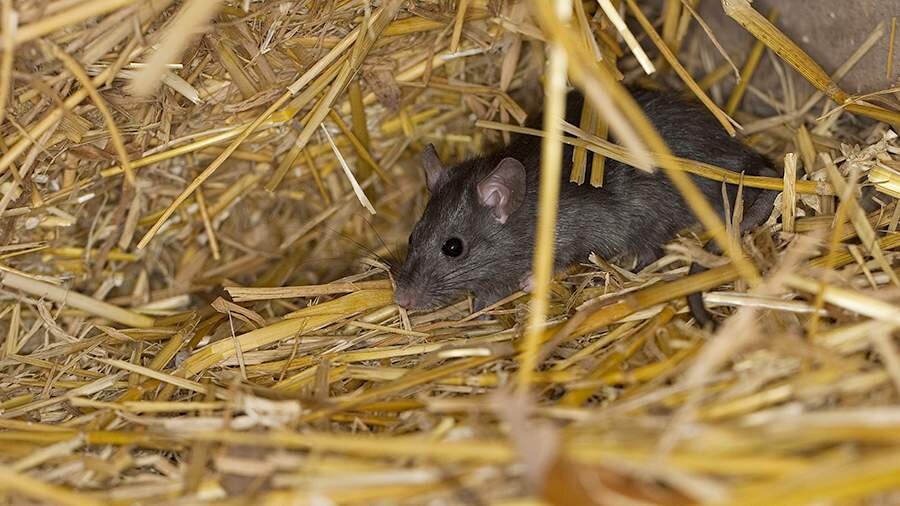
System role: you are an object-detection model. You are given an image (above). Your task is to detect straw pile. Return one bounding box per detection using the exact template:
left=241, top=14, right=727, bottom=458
left=1, top=0, right=899, bottom=504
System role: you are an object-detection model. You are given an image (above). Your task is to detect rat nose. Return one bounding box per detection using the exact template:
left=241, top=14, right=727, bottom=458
left=394, top=286, right=420, bottom=309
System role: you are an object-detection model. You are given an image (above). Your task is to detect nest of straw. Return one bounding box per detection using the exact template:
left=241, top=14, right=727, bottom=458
left=0, top=0, right=899, bottom=504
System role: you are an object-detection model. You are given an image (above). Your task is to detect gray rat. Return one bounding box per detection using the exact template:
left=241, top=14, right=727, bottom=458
left=393, top=88, right=778, bottom=326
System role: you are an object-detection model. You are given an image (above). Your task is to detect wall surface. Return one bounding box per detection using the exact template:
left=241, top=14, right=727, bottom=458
left=697, top=0, right=898, bottom=108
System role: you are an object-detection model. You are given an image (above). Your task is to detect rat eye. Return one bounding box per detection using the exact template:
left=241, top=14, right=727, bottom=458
left=441, top=237, right=464, bottom=257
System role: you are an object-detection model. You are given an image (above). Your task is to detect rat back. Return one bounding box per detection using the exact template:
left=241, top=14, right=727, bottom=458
left=520, top=88, right=775, bottom=272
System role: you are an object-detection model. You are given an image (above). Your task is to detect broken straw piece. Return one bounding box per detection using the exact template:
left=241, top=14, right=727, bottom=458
left=596, top=0, right=655, bottom=75
left=320, top=123, right=376, bottom=214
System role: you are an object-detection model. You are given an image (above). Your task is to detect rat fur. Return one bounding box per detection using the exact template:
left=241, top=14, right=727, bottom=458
left=394, top=88, right=779, bottom=325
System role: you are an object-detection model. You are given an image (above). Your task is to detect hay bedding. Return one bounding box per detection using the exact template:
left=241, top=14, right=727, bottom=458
left=0, top=0, right=898, bottom=504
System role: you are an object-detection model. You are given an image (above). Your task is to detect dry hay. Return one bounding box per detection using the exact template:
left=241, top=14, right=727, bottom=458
left=0, top=0, right=899, bottom=505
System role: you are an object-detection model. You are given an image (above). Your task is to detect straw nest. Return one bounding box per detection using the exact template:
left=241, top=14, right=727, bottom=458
left=1, top=0, right=899, bottom=505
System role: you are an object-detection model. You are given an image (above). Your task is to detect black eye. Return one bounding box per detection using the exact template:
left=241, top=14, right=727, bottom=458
left=441, top=237, right=464, bottom=257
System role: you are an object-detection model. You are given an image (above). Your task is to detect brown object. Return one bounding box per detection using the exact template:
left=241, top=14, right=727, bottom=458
left=542, top=456, right=696, bottom=506
left=698, top=0, right=899, bottom=107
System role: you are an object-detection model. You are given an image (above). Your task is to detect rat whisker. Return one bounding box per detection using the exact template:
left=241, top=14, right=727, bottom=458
left=432, top=258, right=509, bottom=288
left=326, top=225, right=392, bottom=267
left=359, top=214, right=404, bottom=267
left=433, top=258, right=505, bottom=283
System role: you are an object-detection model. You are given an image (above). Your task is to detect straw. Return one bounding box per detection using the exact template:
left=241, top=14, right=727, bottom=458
left=0, top=271, right=154, bottom=328
left=129, top=0, right=226, bottom=98
left=1, top=0, right=140, bottom=48
left=889, top=17, right=897, bottom=79
left=722, top=0, right=900, bottom=125
left=0, top=1, right=898, bottom=504
left=518, top=0, right=571, bottom=390
left=625, top=0, right=737, bottom=135
left=725, top=8, right=777, bottom=116
left=137, top=0, right=403, bottom=249
left=44, top=41, right=136, bottom=186
left=781, top=152, right=797, bottom=233
left=475, top=119, right=832, bottom=194
left=597, top=0, right=655, bottom=75
left=0, top=0, right=14, bottom=130
left=535, top=0, right=761, bottom=288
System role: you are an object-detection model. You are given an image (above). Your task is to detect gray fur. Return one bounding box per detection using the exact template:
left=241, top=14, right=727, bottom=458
left=394, top=88, right=778, bottom=314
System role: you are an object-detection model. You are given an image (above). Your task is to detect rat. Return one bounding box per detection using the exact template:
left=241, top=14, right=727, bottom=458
left=393, top=87, right=779, bottom=327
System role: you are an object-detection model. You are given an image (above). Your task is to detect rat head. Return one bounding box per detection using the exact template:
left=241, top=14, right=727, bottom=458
left=394, top=144, right=530, bottom=310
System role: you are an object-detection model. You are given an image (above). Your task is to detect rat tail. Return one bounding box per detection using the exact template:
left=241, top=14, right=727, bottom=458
left=687, top=166, right=780, bottom=329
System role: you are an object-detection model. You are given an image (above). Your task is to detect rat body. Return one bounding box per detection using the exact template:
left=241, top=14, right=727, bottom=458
left=394, top=88, right=778, bottom=323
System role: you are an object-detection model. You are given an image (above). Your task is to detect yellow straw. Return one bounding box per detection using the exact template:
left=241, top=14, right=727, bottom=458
left=519, top=0, right=571, bottom=390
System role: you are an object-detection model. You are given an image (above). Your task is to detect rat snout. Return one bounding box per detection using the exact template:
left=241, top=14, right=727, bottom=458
left=394, top=285, right=424, bottom=310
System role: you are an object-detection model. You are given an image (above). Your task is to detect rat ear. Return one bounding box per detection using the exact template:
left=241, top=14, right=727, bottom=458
left=421, top=143, right=447, bottom=193
left=477, top=157, right=526, bottom=224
